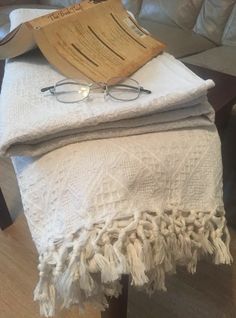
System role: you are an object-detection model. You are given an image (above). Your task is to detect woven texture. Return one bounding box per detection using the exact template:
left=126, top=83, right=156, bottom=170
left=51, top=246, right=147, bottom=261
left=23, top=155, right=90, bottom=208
left=1, top=8, right=232, bottom=317
left=0, top=8, right=215, bottom=157
left=12, top=127, right=232, bottom=316
left=0, top=49, right=214, bottom=157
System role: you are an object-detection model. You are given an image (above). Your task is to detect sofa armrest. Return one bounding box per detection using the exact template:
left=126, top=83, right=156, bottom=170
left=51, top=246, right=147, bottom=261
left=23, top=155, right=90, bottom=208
left=0, top=1, right=39, bottom=6
left=0, top=3, right=60, bottom=40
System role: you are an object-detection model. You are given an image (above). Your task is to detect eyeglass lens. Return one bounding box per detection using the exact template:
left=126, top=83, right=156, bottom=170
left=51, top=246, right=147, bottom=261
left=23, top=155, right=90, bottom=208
left=55, top=80, right=90, bottom=103
left=107, top=77, right=140, bottom=101
left=51, top=77, right=142, bottom=103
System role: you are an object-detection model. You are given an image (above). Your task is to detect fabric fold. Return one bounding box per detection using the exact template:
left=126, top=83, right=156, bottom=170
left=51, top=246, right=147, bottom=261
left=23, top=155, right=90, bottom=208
left=3, top=8, right=231, bottom=318
left=0, top=49, right=214, bottom=157
left=12, top=128, right=232, bottom=317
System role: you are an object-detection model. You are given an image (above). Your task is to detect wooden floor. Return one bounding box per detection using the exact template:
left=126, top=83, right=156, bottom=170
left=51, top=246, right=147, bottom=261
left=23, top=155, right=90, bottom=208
left=1, top=213, right=235, bottom=318
left=0, top=215, right=100, bottom=318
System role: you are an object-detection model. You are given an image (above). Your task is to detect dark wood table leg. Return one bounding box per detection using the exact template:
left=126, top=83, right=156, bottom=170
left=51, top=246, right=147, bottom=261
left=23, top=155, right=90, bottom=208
left=0, top=187, right=12, bottom=230
left=0, top=59, right=4, bottom=91
left=0, top=61, right=12, bottom=230
left=101, top=275, right=129, bottom=318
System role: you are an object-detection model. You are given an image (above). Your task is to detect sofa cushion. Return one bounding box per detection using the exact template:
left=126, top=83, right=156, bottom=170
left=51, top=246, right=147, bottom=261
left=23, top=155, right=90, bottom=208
left=222, top=4, right=236, bottom=47
left=122, top=0, right=142, bottom=16
left=39, top=0, right=143, bottom=13
left=40, top=0, right=142, bottom=15
left=139, top=0, right=203, bottom=30
left=0, top=0, right=38, bottom=5
left=138, top=18, right=216, bottom=58
left=9, top=7, right=58, bottom=31
left=0, top=4, right=59, bottom=40
left=194, top=0, right=235, bottom=44
left=0, top=2, right=39, bottom=40
left=181, top=46, right=236, bottom=76
left=39, top=0, right=76, bottom=6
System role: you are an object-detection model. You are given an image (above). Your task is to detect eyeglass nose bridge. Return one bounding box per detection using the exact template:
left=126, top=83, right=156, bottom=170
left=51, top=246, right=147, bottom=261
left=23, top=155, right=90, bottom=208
left=89, top=82, right=108, bottom=97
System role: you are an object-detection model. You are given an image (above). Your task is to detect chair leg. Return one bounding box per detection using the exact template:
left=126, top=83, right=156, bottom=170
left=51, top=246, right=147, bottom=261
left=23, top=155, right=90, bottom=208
left=0, top=187, right=12, bottom=230
left=101, top=275, right=129, bottom=318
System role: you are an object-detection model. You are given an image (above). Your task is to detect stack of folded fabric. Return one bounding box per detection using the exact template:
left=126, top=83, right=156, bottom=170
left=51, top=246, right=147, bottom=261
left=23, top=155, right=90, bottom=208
left=0, top=8, right=232, bottom=318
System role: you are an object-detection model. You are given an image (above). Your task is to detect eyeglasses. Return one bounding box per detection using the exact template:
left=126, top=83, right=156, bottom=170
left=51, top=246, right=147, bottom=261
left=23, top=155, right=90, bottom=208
left=41, top=77, right=151, bottom=103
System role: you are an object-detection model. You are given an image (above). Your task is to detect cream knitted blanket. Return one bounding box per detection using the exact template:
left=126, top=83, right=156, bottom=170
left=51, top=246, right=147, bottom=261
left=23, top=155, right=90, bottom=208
left=0, top=48, right=215, bottom=157
left=12, top=128, right=232, bottom=317
left=1, top=8, right=232, bottom=318
left=0, top=10, right=215, bottom=157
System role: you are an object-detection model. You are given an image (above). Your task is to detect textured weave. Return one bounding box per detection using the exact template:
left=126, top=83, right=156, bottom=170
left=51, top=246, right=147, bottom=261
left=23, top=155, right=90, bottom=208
left=0, top=9, right=215, bottom=157
left=12, top=127, right=232, bottom=316
left=0, top=49, right=214, bottom=157
left=2, top=8, right=232, bottom=317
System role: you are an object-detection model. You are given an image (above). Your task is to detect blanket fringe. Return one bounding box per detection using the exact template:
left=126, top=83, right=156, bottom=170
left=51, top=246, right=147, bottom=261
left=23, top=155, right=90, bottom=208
left=34, top=208, right=232, bottom=317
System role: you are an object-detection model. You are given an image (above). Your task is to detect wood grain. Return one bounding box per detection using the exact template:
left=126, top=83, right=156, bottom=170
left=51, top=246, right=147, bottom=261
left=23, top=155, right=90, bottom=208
left=0, top=215, right=100, bottom=318
left=0, top=60, right=13, bottom=229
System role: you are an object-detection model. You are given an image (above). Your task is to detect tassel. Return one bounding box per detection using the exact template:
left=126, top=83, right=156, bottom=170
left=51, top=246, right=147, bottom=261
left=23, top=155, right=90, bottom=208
left=187, top=249, right=198, bottom=274
left=34, top=276, right=56, bottom=317
left=59, top=261, right=82, bottom=308
left=79, top=252, right=95, bottom=297
left=33, top=208, right=232, bottom=317
left=104, top=243, right=121, bottom=279
left=93, top=252, right=117, bottom=283
left=214, top=237, right=232, bottom=265
left=127, top=242, right=149, bottom=286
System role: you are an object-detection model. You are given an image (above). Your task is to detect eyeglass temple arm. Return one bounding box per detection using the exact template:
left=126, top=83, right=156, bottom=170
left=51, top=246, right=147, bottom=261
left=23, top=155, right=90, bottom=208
left=140, top=87, right=152, bottom=94
left=41, top=85, right=54, bottom=93
left=41, top=81, right=86, bottom=93
left=112, top=83, right=151, bottom=94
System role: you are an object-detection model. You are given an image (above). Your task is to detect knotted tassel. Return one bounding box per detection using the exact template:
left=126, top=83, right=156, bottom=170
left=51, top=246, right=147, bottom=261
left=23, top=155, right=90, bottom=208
left=34, top=262, right=56, bottom=317
left=126, top=242, right=149, bottom=286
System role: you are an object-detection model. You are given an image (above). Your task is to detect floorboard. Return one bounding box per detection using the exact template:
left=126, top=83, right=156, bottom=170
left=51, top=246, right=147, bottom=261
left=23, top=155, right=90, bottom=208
left=1, top=214, right=235, bottom=318
left=0, top=215, right=99, bottom=318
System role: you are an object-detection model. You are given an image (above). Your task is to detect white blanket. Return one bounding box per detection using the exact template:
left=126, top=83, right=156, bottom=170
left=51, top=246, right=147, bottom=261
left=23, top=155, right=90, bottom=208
left=0, top=50, right=215, bottom=156
left=0, top=10, right=215, bottom=157
left=12, top=128, right=232, bottom=317
left=2, top=8, right=231, bottom=318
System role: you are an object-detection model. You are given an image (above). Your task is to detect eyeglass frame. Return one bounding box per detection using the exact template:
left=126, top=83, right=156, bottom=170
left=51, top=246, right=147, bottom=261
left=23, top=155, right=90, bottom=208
left=41, top=77, right=152, bottom=103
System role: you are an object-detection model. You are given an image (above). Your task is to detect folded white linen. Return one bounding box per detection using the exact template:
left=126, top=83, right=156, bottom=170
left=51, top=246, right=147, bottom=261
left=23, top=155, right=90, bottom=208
left=0, top=9, right=215, bottom=157
left=12, top=127, right=232, bottom=317
left=0, top=49, right=215, bottom=156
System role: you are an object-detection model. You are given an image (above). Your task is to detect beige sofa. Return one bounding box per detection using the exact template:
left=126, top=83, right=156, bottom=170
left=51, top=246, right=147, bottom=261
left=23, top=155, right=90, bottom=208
left=1, top=0, right=236, bottom=74
left=123, top=0, right=236, bottom=76
left=0, top=0, right=235, bottom=225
